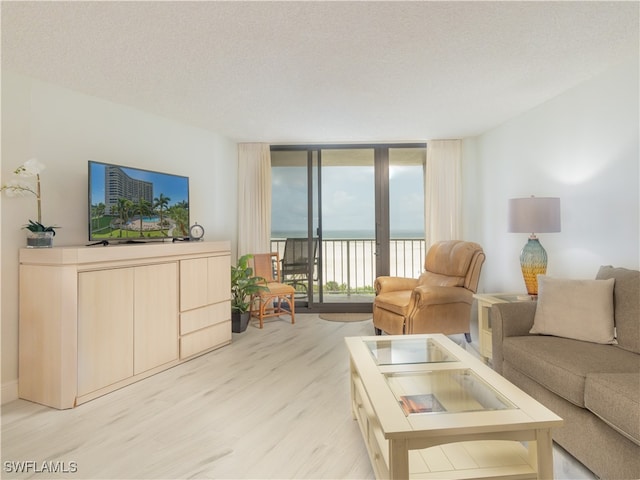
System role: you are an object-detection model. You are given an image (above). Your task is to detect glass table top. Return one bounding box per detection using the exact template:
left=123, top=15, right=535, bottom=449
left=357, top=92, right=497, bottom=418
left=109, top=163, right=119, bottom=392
left=365, top=337, right=458, bottom=365
left=385, top=368, right=516, bottom=416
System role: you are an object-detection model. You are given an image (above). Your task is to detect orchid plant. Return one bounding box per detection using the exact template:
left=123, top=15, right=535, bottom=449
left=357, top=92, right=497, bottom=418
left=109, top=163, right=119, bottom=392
left=1, top=158, right=58, bottom=234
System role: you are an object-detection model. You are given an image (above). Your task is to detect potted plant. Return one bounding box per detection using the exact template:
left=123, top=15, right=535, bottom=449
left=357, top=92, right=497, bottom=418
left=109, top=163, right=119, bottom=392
left=231, top=254, right=267, bottom=333
left=1, top=158, right=58, bottom=247
left=24, top=220, right=58, bottom=248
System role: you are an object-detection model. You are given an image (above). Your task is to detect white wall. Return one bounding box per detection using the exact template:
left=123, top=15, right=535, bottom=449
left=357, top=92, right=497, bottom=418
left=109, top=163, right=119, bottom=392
left=1, top=72, right=238, bottom=402
left=463, top=56, right=639, bottom=292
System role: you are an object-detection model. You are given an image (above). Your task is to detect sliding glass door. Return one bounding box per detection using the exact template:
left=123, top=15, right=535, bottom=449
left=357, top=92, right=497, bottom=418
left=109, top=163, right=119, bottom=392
left=388, top=147, right=428, bottom=277
left=318, top=148, right=376, bottom=310
left=271, top=144, right=425, bottom=313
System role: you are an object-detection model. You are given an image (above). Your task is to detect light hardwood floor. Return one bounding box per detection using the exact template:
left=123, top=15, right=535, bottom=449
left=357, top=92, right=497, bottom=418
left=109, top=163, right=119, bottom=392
left=2, top=314, right=595, bottom=479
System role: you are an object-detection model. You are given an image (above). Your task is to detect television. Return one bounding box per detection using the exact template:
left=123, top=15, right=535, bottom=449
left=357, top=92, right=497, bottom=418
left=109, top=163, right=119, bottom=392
left=88, top=161, right=190, bottom=243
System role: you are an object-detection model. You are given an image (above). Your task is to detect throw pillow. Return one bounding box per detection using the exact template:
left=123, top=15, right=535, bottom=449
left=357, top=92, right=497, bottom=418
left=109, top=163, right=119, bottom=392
left=530, top=276, right=616, bottom=344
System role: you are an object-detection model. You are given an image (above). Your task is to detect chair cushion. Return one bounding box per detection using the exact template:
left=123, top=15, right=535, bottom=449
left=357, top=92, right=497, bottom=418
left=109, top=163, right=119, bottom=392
left=530, top=276, right=616, bottom=344
left=261, top=282, right=295, bottom=295
left=374, top=290, right=413, bottom=316
left=596, top=266, right=640, bottom=354
left=585, top=373, right=640, bottom=446
left=418, top=271, right=462, bottom=288
left=503, top=335, right=639, bottom=407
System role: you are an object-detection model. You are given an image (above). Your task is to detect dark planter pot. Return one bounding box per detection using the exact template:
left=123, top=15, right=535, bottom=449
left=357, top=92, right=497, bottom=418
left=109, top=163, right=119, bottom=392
left=232, top=311, right=250, bottom=333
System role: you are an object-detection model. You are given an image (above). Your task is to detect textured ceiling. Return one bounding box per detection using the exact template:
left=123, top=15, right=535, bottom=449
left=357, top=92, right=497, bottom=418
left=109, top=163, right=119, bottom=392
left=2, top=1, right=638, bottom=143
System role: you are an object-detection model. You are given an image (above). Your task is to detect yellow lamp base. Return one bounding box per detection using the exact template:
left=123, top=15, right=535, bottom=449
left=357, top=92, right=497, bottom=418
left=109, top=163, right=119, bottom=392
left=520, top=237, right=548, bottom=296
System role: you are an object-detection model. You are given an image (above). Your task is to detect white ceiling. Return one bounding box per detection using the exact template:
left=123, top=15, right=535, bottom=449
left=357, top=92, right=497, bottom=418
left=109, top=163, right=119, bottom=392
left=2, top=1, right=638, bottom=143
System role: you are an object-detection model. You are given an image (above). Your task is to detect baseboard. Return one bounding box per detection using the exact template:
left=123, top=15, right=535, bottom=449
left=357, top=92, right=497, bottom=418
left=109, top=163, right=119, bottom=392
left=2, top=380, right=19, bottom=404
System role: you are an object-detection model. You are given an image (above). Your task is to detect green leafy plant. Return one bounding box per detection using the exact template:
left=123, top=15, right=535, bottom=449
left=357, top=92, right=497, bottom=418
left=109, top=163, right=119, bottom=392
left=231, top=254, right=268, bottom=313
left=24, top=220, right=58, bottom=235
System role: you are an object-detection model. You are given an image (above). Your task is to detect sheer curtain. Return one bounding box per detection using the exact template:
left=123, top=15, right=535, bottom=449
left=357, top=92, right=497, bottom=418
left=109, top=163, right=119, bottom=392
left=425, top=139, right=462, bottom=247
left=237, top=143, right=271, bottom=256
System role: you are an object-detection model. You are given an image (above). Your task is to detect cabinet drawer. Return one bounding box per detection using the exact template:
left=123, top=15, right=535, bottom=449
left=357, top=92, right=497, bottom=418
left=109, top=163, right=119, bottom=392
left=180, top=321, right=231, bottom=359
left=180, top=301, right=230, bottom=335
left=353, top=375, right=389, bottom=477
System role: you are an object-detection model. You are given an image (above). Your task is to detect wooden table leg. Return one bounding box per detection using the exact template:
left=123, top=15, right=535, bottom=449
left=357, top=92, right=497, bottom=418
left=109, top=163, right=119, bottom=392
left=388, top=438, right=409, bottom=480
left=535, top=428, right=554, bottom=479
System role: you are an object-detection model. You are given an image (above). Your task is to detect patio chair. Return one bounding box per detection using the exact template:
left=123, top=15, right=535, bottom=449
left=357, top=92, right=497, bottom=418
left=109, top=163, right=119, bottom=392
left=280, top=238, right=318, bottom=296
left=250, top=252, right=295, bottom=328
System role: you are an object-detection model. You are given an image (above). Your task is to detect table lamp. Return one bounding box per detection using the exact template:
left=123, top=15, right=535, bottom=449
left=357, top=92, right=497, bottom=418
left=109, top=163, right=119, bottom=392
left=508, top=196, right=561, bottom=296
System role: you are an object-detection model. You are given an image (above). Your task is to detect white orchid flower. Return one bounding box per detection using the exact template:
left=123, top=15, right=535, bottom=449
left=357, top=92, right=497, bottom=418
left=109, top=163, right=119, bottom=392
left=2, top=158, right=46, bottom=225
left=15, top=158, right=45, bottom=177
left=1, top=179, right=37, bottom=197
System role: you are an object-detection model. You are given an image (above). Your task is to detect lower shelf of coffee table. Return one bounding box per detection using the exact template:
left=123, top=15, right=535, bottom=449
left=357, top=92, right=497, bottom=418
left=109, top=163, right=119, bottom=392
left=365, top=432, right=536, bottom=479
left=409, top=440, right=536, bottom=479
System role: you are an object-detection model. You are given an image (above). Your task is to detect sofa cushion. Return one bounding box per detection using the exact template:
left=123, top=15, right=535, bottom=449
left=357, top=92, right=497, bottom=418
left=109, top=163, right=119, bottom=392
left=530, top=276, right=615, bottom=344
left=503, top=336, right=639, bottom=407
left=596, top=266, right=640, bottom=354
left=585, top=373, right=640, bottom=446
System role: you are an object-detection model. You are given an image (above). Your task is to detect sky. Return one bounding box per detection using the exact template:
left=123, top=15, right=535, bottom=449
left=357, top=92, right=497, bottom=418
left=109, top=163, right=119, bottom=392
left=271, top=164, right=424, bottom=237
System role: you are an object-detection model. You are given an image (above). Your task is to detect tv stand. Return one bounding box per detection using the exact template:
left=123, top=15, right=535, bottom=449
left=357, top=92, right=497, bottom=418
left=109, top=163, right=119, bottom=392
left=18, top=241, right=231, bottom=409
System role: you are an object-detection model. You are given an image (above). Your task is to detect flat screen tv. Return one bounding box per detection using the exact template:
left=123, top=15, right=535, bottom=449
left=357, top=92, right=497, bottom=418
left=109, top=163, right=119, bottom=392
left=88, top=161, right=189, bottom=243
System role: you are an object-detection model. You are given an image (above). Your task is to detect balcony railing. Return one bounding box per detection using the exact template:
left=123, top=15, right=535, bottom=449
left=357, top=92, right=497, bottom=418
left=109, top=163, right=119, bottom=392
left=271, top=237, right=426, bottom=296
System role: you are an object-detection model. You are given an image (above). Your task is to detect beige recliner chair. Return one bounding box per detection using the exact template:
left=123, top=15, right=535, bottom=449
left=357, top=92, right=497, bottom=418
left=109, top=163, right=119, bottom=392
left=373, top=240, right=485, bottom=340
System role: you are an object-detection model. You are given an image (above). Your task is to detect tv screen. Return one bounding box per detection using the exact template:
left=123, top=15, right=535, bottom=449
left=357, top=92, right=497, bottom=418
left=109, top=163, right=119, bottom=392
left=88, top=161, right=190, bottom=242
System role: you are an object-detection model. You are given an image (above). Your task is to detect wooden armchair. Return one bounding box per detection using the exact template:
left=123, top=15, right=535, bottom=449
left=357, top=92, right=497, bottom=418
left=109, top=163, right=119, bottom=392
left=373, top=240, right=485, bottom=340
left=250, top=252, right=295, bottom=328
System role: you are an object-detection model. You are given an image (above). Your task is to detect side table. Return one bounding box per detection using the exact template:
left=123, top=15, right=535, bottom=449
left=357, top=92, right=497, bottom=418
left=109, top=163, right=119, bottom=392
left=473, top=293, right=535, bottom=363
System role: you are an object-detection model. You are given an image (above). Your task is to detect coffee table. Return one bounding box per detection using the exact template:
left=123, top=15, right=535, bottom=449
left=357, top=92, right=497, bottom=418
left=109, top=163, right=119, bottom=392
left=345, top=334, right=563, bottom=479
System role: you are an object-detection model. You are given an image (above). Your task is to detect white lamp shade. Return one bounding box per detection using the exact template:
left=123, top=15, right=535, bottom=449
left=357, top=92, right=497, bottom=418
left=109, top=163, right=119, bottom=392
left=508, top=197, right=561, bottom=234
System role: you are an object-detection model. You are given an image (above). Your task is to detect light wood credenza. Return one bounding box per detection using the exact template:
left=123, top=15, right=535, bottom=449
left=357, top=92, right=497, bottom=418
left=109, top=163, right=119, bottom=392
left=19, top=241, right=231, bottom=409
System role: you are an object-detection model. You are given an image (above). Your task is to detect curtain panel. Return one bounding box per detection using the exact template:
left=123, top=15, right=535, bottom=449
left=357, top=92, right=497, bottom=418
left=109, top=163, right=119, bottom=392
left=425, top=139, right=462, bottom=247
left=237, top=143, right=271, bottom=256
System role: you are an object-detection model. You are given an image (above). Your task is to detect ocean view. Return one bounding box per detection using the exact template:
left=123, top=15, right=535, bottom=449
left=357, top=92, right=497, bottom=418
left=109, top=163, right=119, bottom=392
left=271, top=229, right=424, bottom=240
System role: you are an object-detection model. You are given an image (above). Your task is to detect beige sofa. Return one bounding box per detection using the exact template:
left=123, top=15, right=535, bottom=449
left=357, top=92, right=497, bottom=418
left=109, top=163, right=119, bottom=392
left=491, top=266, right=640, bottom=480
